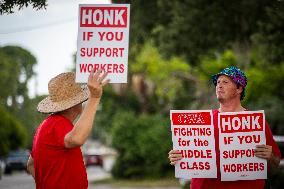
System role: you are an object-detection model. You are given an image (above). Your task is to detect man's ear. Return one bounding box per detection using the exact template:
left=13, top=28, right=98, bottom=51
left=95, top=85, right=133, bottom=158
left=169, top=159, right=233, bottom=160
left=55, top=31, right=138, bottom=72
left=236, top=86, right=243, bottom=95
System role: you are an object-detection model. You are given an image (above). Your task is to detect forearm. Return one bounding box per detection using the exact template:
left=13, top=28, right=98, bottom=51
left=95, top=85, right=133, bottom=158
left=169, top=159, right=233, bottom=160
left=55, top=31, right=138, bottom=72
left=27, top=156, right=35, bottom=179
left=64, top=97, right=100, bottom=148
left=268, top=153, right=280, bottom=170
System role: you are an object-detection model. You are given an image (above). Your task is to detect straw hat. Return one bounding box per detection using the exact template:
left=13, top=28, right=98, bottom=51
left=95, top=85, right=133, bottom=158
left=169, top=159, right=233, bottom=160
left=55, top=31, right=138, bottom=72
left=37, top=72, right=89, bottom=113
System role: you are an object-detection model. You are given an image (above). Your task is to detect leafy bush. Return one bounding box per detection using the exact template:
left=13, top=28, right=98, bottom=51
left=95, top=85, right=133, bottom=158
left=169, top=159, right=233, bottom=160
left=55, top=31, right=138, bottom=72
left=111, top=111, right=172, bottom=178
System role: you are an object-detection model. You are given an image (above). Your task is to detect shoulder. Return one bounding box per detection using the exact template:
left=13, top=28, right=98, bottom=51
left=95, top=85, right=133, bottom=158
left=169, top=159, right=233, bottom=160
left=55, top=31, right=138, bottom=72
left=44, top=114, right=74, bottom=131
left=49, top=114, right=72, bottom=123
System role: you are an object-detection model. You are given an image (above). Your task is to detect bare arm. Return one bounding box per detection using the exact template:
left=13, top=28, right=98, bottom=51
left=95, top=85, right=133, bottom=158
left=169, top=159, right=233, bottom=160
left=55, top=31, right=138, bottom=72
left=64, top=69, right=109, bottom=148
left=27, top=155, right=35, bottom=179
left=255, top=144, right=280, bottom=170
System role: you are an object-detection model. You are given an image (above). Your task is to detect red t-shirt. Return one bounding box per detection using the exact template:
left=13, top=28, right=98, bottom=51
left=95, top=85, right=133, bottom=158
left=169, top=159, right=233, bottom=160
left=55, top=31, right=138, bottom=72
left=190, top=109, right=281, bottom=189
left=31, top=114, right=88, bottom=189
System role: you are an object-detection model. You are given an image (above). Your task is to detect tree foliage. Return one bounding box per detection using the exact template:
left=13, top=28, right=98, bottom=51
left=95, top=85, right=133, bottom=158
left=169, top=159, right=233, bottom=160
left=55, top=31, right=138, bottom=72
left=0, top=105, right=28, bottom=157
left=0, top=0, right=47, bottom=14
left=0, top=46, right=37, bottom=109
left=251, top=1, right=284, bottom=65
left=131, top=42, right=190, bottom=112
left=0, top=45, right=41, bottom=151
left=92, top=86, right=141, bottom=144
left=111, top=111, right=172, bottom=178
left=114, top=0, right=283, bottom=65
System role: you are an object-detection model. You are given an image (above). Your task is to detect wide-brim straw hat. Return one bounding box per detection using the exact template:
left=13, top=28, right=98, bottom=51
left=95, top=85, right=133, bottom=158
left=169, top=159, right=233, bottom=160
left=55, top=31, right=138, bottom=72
left=37, top=72, right=89, bottom=113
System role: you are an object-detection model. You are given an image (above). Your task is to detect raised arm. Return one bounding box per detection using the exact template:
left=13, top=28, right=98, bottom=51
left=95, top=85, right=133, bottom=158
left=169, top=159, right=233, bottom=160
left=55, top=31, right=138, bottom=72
left=64, top=69, right=109, bottom=148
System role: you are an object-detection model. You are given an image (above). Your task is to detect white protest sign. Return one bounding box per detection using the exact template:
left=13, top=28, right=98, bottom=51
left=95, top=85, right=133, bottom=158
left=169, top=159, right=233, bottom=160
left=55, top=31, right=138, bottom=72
left=76, top=4, right=130, bottom=83
left=219, top=111, right=267, bottom=181
left=170, top=110, right=217, bottom=179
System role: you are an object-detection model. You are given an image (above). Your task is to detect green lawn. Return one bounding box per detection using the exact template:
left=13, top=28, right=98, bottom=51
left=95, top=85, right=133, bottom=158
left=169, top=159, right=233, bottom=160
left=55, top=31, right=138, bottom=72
left=92, top=177, right=181, bottom=187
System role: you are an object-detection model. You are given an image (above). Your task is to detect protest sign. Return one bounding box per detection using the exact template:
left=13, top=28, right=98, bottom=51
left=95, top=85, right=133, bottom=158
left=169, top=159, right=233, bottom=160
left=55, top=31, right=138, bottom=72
left=170, top=110, right=217, bottom=179
left=219, top=110, right=267, bottom=181
left=76, top=4, right=130, bottom=83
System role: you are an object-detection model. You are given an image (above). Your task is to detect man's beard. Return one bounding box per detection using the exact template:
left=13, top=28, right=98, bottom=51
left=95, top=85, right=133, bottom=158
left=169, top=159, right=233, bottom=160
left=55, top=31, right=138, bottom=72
left=217, top=94, right=230, bottom=103
left=217, top=96, right=225, bottom=103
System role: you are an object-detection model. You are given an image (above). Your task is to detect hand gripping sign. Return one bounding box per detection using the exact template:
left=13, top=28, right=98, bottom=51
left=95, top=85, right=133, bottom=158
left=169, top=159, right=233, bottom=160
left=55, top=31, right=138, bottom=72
left=218, top=110, right=267, bottom=181
left=76, top=4, right=130, bottom=83
left=170, top=110, right=217, bottom=179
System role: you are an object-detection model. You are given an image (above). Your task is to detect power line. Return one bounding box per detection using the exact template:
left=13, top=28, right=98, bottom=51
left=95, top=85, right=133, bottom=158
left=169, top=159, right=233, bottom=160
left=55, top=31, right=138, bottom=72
left=0, top=17, right=77, bottom=34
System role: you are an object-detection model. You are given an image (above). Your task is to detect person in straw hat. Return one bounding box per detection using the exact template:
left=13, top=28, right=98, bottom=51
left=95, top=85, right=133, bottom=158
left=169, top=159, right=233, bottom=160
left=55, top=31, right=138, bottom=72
left=27, top=69, right=109, bottom=189
left=168, top=66, right=281, bottom=189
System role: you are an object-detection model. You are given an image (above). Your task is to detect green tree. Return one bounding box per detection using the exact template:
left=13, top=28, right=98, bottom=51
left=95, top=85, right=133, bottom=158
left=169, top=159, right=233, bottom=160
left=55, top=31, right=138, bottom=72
left=16, top=95, right=47, bottom=148
left=114, top=0, right=283, bottom=66
left=0, top=46, right=37, bottom=109
left=245, top=64, right=284, bottom=134
left=111, top=111, right=172, bottom=178
left=251, top=1, right=284, bottom=65
left=92, top=86, right=141, bottom=144
left=0, top=45, right=40, bottom=149
left=193, top=50, right=238, bottom=109
left=131, top=42, right=190, bottom=113
left=0, top=105, right=28, bottom=157
left=0, top=0, right=47, bottom=14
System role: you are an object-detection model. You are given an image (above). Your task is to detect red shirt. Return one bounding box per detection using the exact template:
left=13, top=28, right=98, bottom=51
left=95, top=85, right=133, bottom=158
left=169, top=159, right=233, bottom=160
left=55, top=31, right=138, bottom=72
left=190, top=109, right=281, bottom=189
left=31, top=115, right=88, bottom=189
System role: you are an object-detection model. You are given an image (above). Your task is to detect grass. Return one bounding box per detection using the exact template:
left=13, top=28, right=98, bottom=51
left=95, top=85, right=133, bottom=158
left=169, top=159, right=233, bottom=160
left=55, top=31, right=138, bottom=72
left=92, top=177, right=181, bottom=187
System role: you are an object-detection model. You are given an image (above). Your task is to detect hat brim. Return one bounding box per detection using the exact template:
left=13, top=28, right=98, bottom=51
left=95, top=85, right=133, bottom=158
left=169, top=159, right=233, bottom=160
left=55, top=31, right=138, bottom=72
left=212, top=73, right=223, bottom=86
left=37, top=86, right=89, bottom=114
left=212, top=73, right=238, bottom=86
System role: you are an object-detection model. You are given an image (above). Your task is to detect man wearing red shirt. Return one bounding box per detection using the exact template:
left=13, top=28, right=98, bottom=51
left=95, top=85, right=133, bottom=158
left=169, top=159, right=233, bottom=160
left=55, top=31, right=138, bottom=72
left=169, top=66, right=281, bottom=189
left=26, top=69, right=109, bottom=189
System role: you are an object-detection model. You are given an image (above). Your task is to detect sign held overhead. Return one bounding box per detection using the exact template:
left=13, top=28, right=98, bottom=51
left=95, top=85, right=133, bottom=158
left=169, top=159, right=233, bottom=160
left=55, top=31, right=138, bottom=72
left=76, top=4, right=130, bottom=83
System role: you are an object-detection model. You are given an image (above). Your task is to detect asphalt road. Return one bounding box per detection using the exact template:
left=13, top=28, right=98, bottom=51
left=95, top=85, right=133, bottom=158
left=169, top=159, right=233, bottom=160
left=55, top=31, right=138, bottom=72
left=0, top=171, right=34, bottom=189
left=0, top=166, right=110, bottom=189
left=0, top=167, right=180, bottom=189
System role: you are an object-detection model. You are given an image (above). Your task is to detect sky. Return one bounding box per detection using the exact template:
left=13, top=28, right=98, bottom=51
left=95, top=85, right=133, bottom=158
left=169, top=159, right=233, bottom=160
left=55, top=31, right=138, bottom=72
left=0, top=0, right=110, bottom=97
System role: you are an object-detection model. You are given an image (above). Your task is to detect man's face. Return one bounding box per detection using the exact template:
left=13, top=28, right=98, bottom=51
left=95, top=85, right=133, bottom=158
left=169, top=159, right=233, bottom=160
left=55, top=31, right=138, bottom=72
left=74, top=103, right=83, bottom=115
left=216, top=75, right=242, bottom=103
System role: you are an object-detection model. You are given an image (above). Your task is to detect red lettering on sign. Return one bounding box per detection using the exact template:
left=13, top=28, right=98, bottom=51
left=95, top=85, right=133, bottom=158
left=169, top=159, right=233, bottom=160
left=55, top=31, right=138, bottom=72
left=223, top=149, right=255, bottom=159
left=80, top=7, right=128, bottom=27
left=79, top=63, right=125, bottom=73
left=180, top=149, right=212, bottom=158
left=220, top=113, right=264, bottom=133
left=173, top=127, right=212, bottom=136
left=223, top=162, right=264, bottom=172
left=171, top=112, right=211, bottom=125
left=180, top=161, right=210, bottom=170
left=80, top=47, right=125, bottom=57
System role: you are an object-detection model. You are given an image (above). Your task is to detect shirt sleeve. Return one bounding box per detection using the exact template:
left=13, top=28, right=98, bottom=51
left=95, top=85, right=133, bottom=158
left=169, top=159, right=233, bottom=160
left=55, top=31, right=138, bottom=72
left=265, top=121, right=281, bottom=159
left=54, top=118, right=73, bottom=148
left=31, top=124, right=42, bottom=158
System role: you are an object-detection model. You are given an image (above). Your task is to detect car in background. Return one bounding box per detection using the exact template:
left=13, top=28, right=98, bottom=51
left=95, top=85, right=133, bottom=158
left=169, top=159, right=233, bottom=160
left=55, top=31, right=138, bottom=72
left=4, top=150, right=30, bottom=174
left=84, top=154, right=103, bottom=167
left=273, top=135, right=284, bottom=168
left=0, top=159, right=4, bottom=179
left=268, top=135, right=284, bottom=188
